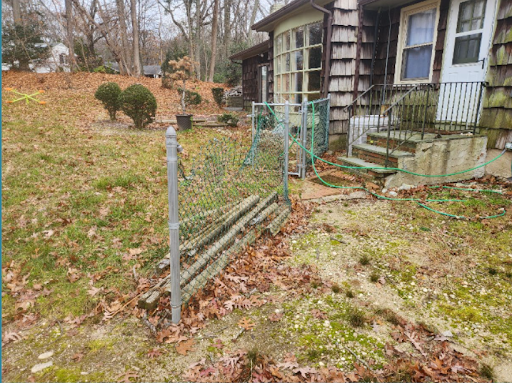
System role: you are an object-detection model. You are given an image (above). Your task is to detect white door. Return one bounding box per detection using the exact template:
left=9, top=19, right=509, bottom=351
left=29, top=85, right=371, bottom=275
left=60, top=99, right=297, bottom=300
left=438, top=0, right=498, bottom=126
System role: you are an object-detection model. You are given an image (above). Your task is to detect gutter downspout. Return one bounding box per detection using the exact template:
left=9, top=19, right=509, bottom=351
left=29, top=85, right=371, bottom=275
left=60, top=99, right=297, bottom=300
left=310, top=0, right=332, bottom=98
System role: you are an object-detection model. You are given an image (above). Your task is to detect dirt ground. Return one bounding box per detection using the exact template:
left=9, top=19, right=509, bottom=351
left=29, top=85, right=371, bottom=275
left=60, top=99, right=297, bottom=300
left=3, top=179, right=512, bottom=382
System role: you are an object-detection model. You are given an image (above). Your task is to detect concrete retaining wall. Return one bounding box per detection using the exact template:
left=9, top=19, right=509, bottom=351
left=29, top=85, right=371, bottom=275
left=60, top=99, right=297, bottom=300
left=385, top=135, right=488, bottom=189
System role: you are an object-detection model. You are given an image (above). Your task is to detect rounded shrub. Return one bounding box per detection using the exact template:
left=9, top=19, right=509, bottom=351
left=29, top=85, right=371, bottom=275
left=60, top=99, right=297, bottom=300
left=177, top=88, right=202, bottom=106
left=94, top=82, right=122, bottom=120
left=119, top=84, right=157, bottom=129
left=212, top=87, right=224, bottom=107
left=217, top=112, right=239, bottom=127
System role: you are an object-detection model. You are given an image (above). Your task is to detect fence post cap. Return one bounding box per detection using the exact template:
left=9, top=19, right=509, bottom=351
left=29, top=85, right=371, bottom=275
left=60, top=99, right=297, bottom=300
left=166, top=125, right=177, bottom=138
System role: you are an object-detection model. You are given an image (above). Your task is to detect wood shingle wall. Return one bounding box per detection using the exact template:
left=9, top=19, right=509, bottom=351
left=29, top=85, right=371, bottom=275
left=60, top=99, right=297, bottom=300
left=327, top=0, right=360, bottom=135
left=480, top=0, right=512, bottom=149
left=370, top=0, right=448, bottom=85
left=241, top=51, right=269, bottom=110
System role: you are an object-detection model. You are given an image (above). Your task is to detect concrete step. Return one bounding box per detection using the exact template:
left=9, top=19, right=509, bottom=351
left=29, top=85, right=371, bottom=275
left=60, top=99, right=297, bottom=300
left=366, top=130, right=438, bottom=142
left=365, top=131, right=428, bottom=153
left=338, top=156, right=398, bottom=178
left=352, top=143, right=413, bottom=167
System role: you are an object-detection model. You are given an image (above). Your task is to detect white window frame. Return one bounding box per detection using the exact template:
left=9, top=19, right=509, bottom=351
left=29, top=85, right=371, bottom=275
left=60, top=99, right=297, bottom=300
left=394, top=0, right=441, bottom=84
left=274, top=21, right=323, bottom=103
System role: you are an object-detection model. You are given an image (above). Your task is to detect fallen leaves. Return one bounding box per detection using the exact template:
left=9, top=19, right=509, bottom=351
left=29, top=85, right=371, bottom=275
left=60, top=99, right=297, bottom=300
left=311, top=309, right=328, bottom=320
left=175, top=339, right=195, bottom=355
left=146, top=348, right=163, bottom=359
left=268, top=312, right=283, bottom=322
left=116, top=370, right=139, bottom=383
left=237, top=317, right=255, bottom=331
left=67, top=267, right=81, bottom=283
left=71, top=352, right=85, bottom=362
left=2, top=331, right=23, bottom=346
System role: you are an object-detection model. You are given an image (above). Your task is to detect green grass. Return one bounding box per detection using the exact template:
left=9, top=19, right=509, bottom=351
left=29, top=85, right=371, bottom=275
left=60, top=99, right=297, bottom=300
left=1, top=95, right=236, bottom=321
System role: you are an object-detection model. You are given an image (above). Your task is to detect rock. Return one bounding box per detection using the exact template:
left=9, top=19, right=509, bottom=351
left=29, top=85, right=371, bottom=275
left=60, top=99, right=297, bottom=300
left=441, top=330, right=453, bottom=337
left=31, top=361, right=53, bottom=374
left=398, top=184, right=414, bottom=191
left=38, top=351, right=54, bottom=359
left=389, top=191, right=398, bottom=197
left=347, top=191, right=367, bottom=199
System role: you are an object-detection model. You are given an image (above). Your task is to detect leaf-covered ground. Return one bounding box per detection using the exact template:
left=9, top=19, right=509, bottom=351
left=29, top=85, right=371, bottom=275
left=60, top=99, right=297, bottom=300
left=3, top=73, right=512, bottom=382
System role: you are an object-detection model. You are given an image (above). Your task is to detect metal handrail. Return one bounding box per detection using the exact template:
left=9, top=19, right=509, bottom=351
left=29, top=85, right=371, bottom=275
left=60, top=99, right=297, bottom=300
left=380, top=85, right=421, bottom=116
left=342, top=85, right=375, bottom=111
left=346, top=81, right=486, bottom=168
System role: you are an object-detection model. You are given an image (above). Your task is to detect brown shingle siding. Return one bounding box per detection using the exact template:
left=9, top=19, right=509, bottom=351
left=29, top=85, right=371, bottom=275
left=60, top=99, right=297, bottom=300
left=481, top=0, right=512, bottom=143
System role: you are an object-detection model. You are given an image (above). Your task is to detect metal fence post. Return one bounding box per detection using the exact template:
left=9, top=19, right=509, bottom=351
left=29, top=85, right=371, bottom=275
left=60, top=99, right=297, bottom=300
left=284, top=101, right=290, bottom=202
left=166, top=126, right=181, bottom=324
left=251, top=101, right=256, bottom=143
left=301, top=98, right=308, bottom=179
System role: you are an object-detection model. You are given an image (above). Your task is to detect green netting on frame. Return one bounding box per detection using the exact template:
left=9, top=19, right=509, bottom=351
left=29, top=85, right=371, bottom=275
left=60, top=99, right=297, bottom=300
left=254, top=97, right=330, bottom=177
left=176, top=118, right=288, bottom=303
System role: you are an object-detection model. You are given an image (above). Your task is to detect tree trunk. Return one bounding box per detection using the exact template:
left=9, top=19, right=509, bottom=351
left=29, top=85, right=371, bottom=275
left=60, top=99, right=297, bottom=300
left=12, top=0, right=22, bottom=24
left=11, top=0, right=30, bottom=71
left=130, top=0, right=142, bottom=76
left=248, top=0, right=259, bottom=42
left=65, top=0, right=77, bottom=70
left=194, top=0, right=201, bottom=79
left=116, top=0, right=131, bottom=75
left=208, top=0, right=219, bottom=82
left=223, top=0, right=231, bottom=62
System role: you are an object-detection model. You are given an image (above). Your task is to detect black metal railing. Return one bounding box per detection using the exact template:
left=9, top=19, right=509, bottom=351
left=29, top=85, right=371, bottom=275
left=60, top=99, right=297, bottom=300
left=345, top=82, right=485, bottom=164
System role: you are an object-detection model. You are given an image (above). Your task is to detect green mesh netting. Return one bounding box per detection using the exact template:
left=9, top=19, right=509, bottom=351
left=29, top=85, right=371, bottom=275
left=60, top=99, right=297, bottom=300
left=176, top=117, right=289, bottom=303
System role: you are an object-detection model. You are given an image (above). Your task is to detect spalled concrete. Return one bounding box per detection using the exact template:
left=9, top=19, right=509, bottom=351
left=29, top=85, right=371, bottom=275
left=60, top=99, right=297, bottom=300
left=384, top=135, right=488, bottom=189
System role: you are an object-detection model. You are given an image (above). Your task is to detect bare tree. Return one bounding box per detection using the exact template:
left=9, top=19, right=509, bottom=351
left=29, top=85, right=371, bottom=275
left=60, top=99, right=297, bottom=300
left=115, top=0, right=132, bottom=74
left=130, top=0, right=142, bottom=76
left=222, top=0, right=231, bottom=62
left=248, top=0, right=259, bottom=42
left=65, top=0, right=77, bottom=69
left=208, top=0, right=219, bottom=82
left=12, top=0, right=22, bottom=24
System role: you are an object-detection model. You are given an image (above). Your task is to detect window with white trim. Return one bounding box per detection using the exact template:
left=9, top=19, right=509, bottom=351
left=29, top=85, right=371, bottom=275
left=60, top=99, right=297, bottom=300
left=395, top=0, right=440, bottom=83
left=274, top=22, right=323, bottom=103
left=453, top=0, right=486, bottom=64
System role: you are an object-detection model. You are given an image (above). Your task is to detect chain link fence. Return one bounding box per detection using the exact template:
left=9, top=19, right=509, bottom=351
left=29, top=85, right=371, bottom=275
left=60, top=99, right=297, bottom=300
left=151, top=116, right=291, bottom=322
left=252, top=97, right=330, bottom=179
left=140, top=98, right=330, bottom=323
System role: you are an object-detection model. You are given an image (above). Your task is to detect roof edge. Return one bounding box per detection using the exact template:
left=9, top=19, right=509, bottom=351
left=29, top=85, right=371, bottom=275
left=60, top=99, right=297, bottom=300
left=229, top=40, right=270, bottom=61
left=252, top=0, right=311, bottom=31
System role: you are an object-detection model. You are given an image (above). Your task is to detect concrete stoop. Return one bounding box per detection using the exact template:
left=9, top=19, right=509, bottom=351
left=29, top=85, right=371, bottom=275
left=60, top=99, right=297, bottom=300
left=339, top=131, right=488, bottom=189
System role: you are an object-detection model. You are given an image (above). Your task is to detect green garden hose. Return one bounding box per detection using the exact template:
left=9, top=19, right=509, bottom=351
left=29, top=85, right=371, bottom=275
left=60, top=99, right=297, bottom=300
left=263, top=102, right=508, bottom=220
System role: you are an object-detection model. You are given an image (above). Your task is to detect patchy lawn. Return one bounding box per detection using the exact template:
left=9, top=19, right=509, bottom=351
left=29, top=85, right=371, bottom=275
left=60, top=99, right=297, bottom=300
left=3, top=72, right=512, bottom=382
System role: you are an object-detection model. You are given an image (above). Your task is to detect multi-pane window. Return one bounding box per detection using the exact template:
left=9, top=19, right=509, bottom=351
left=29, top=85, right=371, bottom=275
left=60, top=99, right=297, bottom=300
left=453, top=0, right=486, bottom=64
left=400, top=8, right=437, bottom=80
left=274, top=22, right=323, bottom=103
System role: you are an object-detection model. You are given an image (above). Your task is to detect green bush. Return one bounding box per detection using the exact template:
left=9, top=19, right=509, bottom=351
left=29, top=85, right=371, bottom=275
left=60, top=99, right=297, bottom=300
left=213, top=73, right=226, bottom=83
left=119, top=84, right=157, bottom=129
left=226, top=62, right=242, bottom=87
left=212, top=87, right=224, bottom=107
left=217, top=112, right=239, bottom=127
left=177, top=88, right=202, bottom=106
left=94, top=82, right=122, bottom=120
left=93, top=65, right=116, bottom=74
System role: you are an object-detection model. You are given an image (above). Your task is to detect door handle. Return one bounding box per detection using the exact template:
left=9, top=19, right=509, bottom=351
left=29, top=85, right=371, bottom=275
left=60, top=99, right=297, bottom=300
left=477, top=57, right=486, bottom=69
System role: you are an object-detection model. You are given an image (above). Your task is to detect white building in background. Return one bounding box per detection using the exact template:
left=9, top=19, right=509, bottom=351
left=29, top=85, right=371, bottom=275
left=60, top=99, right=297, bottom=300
left=2, top=42, right=74, bottom=73
left=33, top=43, right=72, bottom=73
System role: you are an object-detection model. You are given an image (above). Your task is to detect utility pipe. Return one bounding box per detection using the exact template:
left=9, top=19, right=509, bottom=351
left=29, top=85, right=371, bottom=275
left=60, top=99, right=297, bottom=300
left=309, top=0, right=332, bottom=98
